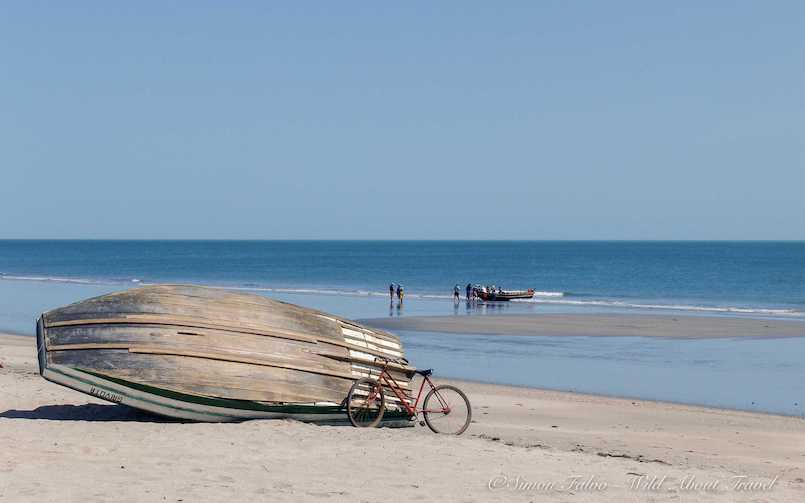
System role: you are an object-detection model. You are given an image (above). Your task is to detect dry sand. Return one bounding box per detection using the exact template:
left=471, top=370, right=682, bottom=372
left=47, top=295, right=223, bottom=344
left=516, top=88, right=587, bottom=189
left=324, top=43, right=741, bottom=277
left=363, top=313, right=805, bottom=338
left=2, top=332, right=804, bottom=502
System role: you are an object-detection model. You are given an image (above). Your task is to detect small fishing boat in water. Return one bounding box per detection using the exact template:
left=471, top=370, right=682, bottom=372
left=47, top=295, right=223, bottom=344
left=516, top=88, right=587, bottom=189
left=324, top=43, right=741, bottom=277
left=473, top=287, right=535, bottom=301
left=36, top=285, right=415, bottom=424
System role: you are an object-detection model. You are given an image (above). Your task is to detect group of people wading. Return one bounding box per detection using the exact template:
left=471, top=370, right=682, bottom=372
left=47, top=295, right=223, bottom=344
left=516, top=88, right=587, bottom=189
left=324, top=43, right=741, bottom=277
left=389, top=282, right=530, bottom=307
left=454, top=283, right=481, bottom=302
left=390, top=283, right=494, bottom=303
left=388, top=283, right=404, bottom=302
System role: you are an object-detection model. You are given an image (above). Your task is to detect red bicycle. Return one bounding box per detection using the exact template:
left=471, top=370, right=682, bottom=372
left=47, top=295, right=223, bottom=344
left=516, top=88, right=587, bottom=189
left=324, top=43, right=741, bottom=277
left=346, top=356, right=472, bottom=435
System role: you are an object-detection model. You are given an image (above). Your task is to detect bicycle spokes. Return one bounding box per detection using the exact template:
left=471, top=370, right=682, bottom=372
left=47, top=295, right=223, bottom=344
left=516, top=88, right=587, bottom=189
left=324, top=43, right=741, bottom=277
left=422, top=385, right=472, bottom=435
left=432, top=389, right=451, bottom=411
left=347, top=378, right=386, bottom=428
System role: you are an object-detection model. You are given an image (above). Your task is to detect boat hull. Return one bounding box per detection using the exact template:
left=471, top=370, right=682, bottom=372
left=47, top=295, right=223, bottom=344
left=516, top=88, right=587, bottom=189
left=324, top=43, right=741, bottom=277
left=475, top=289, right=535, bottom=301
left=36, top=285, right=414, bottom=425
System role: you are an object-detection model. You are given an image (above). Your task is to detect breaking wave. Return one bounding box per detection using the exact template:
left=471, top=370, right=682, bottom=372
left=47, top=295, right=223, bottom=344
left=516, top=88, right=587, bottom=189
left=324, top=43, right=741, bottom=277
left=0, top=274, right=110, bottom=285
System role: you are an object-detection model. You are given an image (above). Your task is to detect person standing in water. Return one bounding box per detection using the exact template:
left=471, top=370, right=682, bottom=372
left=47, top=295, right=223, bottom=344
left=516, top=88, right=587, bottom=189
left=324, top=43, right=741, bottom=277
left=466, top=283, right=472, bottom=300
left=453, top=285, right=460, bottom=301
left=389, top=283, right=395, bottom=301
left=396, top=284, right=404, bottom=302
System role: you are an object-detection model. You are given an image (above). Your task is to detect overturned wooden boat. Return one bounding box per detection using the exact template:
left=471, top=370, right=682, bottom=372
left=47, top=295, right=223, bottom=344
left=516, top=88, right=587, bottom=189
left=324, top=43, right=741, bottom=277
left=36, top=285, right=415, bottom=424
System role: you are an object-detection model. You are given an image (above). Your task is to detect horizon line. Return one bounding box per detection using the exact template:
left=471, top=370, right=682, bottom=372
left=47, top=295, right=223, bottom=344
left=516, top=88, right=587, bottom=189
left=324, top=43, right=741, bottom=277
left=1, top=238, right=804, bottom=243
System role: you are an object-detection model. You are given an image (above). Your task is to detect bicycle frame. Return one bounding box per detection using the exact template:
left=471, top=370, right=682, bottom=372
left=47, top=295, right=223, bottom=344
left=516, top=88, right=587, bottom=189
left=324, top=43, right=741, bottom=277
left=371, top=362, right=452, bottom=417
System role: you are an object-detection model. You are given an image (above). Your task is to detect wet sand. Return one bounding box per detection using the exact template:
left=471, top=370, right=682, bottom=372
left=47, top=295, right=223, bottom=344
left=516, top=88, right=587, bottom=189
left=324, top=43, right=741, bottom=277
left=2, top=332, right=804, bottom=502
left=363, top=313, right=805, bottom=338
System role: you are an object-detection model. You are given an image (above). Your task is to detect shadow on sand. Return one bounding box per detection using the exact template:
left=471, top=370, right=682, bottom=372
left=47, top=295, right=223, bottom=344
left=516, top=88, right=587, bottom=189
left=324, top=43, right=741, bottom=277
left=0, top=403, right=183, bottom=422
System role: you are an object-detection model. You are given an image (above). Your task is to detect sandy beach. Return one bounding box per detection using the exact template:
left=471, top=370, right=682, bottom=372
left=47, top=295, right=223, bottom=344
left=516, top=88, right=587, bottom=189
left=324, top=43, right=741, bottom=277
left=364, top=313, right=805, bottom=339
left=2, top=331, right=803, bottom=502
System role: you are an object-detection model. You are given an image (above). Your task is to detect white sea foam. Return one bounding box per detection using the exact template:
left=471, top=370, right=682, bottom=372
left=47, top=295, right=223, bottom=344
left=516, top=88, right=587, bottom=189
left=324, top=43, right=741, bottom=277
left=0, top=274, right=100, bottom=285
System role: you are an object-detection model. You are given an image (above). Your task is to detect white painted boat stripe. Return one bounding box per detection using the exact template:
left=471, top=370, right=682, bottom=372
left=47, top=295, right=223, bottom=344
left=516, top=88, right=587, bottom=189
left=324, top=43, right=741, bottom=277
left=341, top=328, right=400, bottom=349
left=343, top=338, right=402, bottom=356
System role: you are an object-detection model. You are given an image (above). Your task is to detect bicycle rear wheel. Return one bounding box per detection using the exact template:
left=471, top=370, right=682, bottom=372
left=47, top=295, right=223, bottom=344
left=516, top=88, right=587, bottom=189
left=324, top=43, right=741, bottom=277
left=422, top=385, right=471, bottom=435
left=347, top=378, right=386, bottom=427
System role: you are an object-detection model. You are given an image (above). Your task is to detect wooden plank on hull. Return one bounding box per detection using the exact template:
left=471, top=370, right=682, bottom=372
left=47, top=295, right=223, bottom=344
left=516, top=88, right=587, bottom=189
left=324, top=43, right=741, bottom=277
left=128, top=347, right=357, bottom=380
left=47, top=344, right=357, bottom=381
left=49, top=350, right=352, bottom=403
left=321, top=338, right=414, bottom=365
left=45, top=324, right=350, bottom=374
left=45, top=321, right=409, bottom=368
left=339, top=322, right=401, bottom=344
left=342, top=329, right=401, bottom=350
left=45, top=316, right=405, bottom=360
left=45, top=316, right=321, bottom=344
left=318, top=351, right=415, bottom=375
left=43, top=286, right=346, bottom=339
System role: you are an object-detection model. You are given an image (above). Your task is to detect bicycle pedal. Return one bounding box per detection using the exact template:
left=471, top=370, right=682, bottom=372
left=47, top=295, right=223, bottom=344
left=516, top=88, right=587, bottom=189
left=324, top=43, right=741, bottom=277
left=419, top=421, right=426, bottom=427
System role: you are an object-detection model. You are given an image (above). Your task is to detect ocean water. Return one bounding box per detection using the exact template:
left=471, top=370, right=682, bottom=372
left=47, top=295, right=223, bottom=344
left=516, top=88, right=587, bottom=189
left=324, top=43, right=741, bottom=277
left=402, top=330, right=805, bottom=417
left=1, top=240, right=804, bottom=317
left=1, top=240, right=804, bottom=416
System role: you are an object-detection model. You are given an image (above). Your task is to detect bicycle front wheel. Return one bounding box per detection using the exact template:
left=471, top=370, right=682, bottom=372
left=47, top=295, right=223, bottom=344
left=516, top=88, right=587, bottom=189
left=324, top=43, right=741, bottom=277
left=347, top=378, right=386, bottom=428
left=423, top=384, right=472, bottom=435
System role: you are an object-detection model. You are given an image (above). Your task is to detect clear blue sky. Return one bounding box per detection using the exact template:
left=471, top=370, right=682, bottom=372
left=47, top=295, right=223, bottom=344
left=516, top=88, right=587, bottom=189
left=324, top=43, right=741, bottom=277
left=2, top=2, right=803, bottom=239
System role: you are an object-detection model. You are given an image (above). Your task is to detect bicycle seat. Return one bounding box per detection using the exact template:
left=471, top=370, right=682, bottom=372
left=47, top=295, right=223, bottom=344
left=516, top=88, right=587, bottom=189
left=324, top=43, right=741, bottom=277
left=416, top=368, right=433, bottom=377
